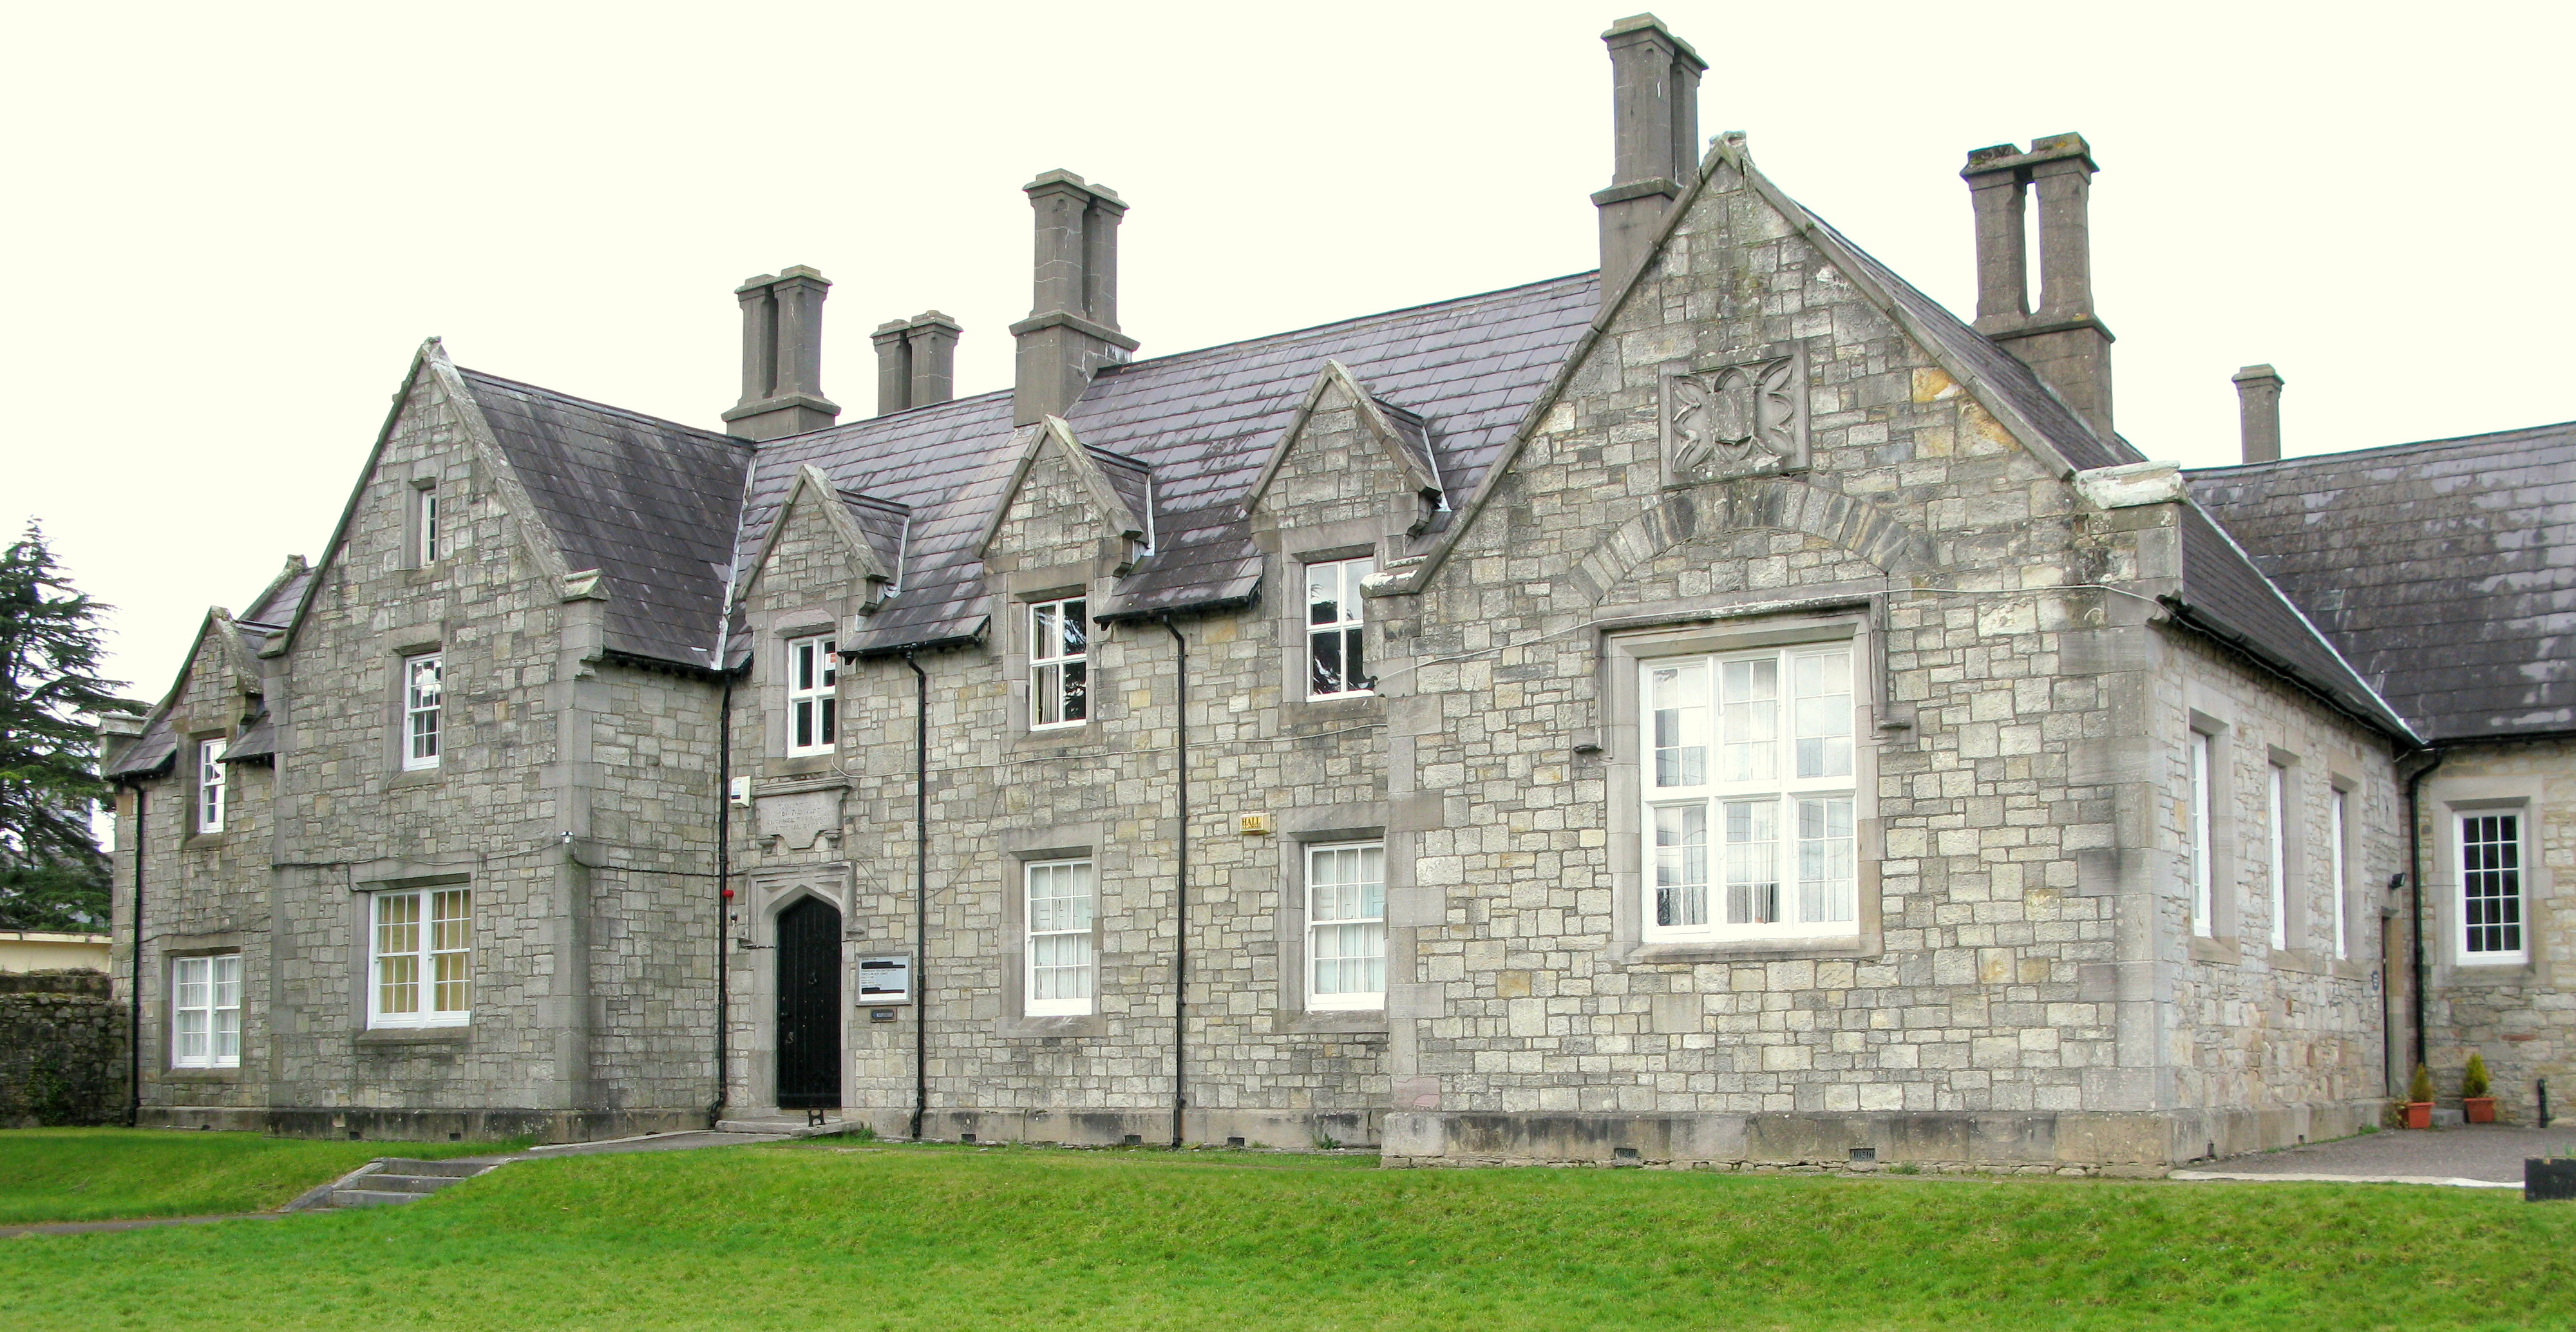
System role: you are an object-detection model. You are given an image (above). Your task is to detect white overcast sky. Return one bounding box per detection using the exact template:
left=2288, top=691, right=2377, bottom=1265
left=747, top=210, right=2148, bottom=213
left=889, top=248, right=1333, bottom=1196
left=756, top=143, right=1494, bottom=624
left=6, top=1, right=2570, bottom=702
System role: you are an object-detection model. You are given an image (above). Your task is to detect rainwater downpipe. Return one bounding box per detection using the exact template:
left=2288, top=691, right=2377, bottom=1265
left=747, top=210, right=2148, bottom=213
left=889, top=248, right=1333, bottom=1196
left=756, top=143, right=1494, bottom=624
left=127, top=786, right=145, bottom=1128
left=712, top=674, right=733, bottom=1127
left=2404, top=749, right=2445, bottom=1074
left=1160, top=616, right=1188, bottom=1150
left=905, top=652, right=930, bottom=1141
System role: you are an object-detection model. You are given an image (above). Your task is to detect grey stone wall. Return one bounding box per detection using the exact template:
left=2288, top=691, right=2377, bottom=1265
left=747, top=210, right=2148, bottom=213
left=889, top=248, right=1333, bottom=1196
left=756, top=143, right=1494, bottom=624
left=1, top=973, right=128, bottom=1127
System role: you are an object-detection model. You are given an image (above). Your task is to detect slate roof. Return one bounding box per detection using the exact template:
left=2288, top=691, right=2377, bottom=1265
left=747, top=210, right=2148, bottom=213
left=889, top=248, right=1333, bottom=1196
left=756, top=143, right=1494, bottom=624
left=739, top=272, right=1602, bottom=656
left=106, top=564, right=312, bottom=779
left=2190, top=422, right=2576, bottom=743
left=462, top=370, right=752, bottom=671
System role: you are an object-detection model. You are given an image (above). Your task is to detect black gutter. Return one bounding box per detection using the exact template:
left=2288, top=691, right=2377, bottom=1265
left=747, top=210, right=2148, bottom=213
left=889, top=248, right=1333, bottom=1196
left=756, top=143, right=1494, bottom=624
left=2155, top=597, right=2416, bottom=748
left=2403, top=749, right=2445, bottom=1074
left=127, top=787, right=145, bottom=1128
left=1159, top=616, right=1189, bottom=1150
left=904, top=652, right=931, bottom=1141
left=712, top=673, right=733, bottom=1127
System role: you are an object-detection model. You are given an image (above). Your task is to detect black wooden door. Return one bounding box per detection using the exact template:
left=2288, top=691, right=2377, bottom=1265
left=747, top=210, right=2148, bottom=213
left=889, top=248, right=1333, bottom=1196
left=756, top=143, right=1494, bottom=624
left=775, top=896, right=842, bottom=1109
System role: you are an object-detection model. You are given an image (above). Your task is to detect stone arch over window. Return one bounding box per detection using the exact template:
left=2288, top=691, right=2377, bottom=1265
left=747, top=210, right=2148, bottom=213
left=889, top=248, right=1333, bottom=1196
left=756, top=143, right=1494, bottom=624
left=1566, top=477, right=1935, bottom=606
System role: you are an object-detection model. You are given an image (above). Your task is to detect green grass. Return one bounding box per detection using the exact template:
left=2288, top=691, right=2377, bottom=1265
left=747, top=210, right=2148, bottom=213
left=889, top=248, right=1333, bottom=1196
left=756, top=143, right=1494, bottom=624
left=0, top=1128, right=517, bottom=1224
left=4, top=1141, right=2571, bottom=1330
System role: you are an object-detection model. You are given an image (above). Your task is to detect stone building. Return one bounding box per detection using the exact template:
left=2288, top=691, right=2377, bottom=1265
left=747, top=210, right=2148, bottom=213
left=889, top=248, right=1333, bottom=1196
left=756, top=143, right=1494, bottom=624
left=103, top=15, right=2568, bottom=1165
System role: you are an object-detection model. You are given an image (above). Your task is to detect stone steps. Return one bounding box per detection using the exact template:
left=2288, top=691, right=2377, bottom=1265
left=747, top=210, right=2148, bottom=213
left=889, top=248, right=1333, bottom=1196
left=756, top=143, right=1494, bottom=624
left=318, top=1157, right=504, bottom=1210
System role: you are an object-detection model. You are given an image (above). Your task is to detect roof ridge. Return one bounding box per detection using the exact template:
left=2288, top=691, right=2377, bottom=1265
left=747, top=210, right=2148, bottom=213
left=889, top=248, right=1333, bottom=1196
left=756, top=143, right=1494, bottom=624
left=459, top=366, right=752, bottom=450
left=2188, top=419, right=2576, bottom=474
left=1097, top=271, right=1601, bottom=379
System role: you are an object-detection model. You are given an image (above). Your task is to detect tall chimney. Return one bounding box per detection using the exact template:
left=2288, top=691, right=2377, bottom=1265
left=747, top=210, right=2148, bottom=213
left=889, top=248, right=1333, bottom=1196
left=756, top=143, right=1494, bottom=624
left=1961, top=135, right=2114, bottom=441
left=871, top=312, right=965, bottom=417
left=2233, top=364, right=2286, bottom=464
left=1591, top=14, right=1705, bottom=296
left=1010, top=170, right=1137, bottom=426
left=723, top=265, right=840, bottom=441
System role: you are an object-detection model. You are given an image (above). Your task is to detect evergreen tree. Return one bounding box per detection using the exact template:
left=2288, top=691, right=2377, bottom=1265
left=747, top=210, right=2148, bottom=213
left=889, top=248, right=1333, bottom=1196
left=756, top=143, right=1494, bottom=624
left=0, top=524, right=141, bottom=931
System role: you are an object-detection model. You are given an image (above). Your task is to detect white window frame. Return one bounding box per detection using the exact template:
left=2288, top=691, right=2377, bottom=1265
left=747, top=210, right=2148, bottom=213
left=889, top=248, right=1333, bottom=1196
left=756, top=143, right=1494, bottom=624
left=402, top=652, right=442, bottom=771
left=2329, top=787, right=2349, bottom=961
left=784, top=634, right=838, bottom=757
left=2456, top=812, right=2526, bottom=966
left=1023, top=859, right=1095, bottom=1015
left=369, top=886, right=472, bottom=1028
left=2266, top=763, right=2289, bottom=951
left=416, top=484, right=442, bottom=566
left=2188, top=730, right=2215, bottom=938
left=1028, top=598, right=1088, bottom=730
left=170, top=953, right=240, bottom=1069
left=1304, top=557, right=1376, bottom=699
left=196, top=738, right=227, bottom=833
left=1305, top=841, right=1385, bottom=1010
left=1640, top=644, right=1858, bottom=944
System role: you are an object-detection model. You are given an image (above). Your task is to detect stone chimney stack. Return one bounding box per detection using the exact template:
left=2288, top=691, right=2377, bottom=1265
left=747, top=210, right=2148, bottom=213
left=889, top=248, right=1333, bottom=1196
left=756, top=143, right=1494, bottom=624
left=724, top=266, right=841, bottom=441
left=1011, top=171, right=1138, bottom=426
left=2233, top=364, right=2286, bottom=464
left=1962, top=135, right=2115, bottom=441
left=1591, top=14, right=1706, bottom=296
left=871, top=311, right=964, bottom=417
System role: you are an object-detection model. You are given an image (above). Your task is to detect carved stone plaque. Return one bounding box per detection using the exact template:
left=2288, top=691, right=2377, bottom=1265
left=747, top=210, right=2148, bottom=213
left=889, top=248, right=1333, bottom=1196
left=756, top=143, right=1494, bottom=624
left=755, top=788, right=844, bottom=851
left=1660, top=344, right=1809, bottom=486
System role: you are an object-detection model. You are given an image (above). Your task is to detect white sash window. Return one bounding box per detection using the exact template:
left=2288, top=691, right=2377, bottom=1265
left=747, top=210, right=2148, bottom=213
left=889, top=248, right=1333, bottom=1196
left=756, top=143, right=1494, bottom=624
left=1307, top=842, right=1385, bottom=1009
left=1030, top=598, right=1089, bottom=729
left=371, top=887, right=472, bottom=1028
left=171, top=954, right=240, bottom=1069
left=197, top=739, right=227, bottom=833
left=785, top=634, right=838, bottom=756
left=2188, top=732, right=2215, bottom=938
left=1305, top=558, right=1375, bottom=698
left=1642, top=645, right=1856, bottom=942
left=1025, top=859, right=1095, bottom=1014
left=2458, top=813, right=2526, bottom=965
left=402, top=653, right=442, bottom=770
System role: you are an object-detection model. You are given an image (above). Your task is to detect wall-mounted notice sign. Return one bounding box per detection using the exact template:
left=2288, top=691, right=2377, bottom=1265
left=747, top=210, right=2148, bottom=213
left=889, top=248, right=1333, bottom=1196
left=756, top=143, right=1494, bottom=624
left=857, top=955, right=911, bottom=1004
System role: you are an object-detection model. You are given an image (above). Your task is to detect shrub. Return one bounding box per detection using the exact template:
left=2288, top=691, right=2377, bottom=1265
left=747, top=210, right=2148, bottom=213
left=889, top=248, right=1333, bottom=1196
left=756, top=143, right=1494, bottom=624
left=2461, top=1052, right=2490, bottom=1099
left=2407, top=1064, right=2436, bottom=1104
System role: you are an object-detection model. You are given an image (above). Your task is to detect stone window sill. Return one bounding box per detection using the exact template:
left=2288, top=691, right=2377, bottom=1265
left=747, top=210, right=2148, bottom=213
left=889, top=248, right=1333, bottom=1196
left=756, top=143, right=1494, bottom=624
left=386, top=768, right=448, bottom=791
left=354, top=1027, right=471, bottom=1047
left=2188, top=935, right=2242, bottom=966
left=998, top=1015, right=1106, bottom=1040
left=1270, top=1011, right=1388, bottom=1037
left=2438, top=960, right=2537, bottom=986
left=1619, top=936, right=1874, bottom=964
left=161, top=1067, right=243, bottom=1083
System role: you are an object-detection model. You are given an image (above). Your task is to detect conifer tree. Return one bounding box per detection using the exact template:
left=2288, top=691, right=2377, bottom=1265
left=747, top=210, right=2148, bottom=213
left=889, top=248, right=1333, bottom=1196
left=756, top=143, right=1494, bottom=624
left=0, top=524, right=140, bottom=931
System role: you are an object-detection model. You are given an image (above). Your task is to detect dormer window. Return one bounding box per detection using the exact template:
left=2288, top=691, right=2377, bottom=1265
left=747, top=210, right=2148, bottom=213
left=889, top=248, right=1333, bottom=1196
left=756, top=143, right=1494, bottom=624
left=1306, top=558, right=1375, bottom=698
left=786, top=634, right=838, bottom=756
left=196, top=739, right=227, bottom=833
left=1030, top=598, right=1088, bottom=729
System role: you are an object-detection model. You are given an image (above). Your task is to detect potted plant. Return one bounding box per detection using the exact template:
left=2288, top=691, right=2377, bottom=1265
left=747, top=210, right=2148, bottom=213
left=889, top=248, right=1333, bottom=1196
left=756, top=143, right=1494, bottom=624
left=2405, top=1064, right=2436, bottom=1129
left=2463, top=1052, right=2497, bottom=1124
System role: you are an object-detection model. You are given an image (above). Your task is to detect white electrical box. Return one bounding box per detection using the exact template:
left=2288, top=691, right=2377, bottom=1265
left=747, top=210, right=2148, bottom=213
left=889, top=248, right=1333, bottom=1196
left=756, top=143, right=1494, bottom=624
left=856, top=955, right=911, bottom=1004
left=728, top=776, right=752, bottom=808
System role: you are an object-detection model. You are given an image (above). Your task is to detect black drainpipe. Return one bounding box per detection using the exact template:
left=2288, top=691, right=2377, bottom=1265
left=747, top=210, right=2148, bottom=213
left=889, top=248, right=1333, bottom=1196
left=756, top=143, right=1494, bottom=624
left=127, top=786, right=146, bottom=1128
left=2403, top=749, right=2444, bottom=1074
left=712, top=674, right=733, bottom=1127
left=1160, top=616, right=1188, bottom=1150
left=904, top=652, right=930, bottom=1141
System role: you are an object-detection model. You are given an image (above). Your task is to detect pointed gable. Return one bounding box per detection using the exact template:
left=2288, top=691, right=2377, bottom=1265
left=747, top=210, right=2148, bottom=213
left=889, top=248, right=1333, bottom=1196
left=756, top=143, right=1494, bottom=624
left=743, top=464, right=904, bottom=613
left=1242, top=359, right=1443, bottom=533
left=974, top=415, right=1152, bottom=575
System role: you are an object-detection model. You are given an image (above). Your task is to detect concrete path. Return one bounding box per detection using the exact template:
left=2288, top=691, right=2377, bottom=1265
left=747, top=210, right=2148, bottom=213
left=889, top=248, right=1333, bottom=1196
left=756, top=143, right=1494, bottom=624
left=2175, top=1123, right=2576, bottom=1188
left=2, top=1127, right=793, bottom=1239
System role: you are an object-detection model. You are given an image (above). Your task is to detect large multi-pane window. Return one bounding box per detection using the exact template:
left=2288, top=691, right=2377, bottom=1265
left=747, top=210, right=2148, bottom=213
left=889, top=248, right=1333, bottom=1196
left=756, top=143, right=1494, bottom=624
left=2329, top=788, right=2350, bottom=961
left=1025, top=859, right=1095, bottom=1014
left=1307, top=842, right=1385, bottom=1009
left=1642, top=645, right=1855, bottom=942
left=171, top=954, right=240, bottom=1069
left=2188, top=731, right=2215, bottom=938
left=370, top=888, right=472, bottom=1028
left=402, top=653, right=442, bottom=770
left=196, top=739, right=227, bottom=833
left=2458, top=813, right=2526, bottom=964
left=785, top=634, right=837, bottom=756
left=1030, top=598, right=1088, bottom=728
left=2266, top=763, right=2289, bottom=951
left=1305, top=558, right=1375, bottom=698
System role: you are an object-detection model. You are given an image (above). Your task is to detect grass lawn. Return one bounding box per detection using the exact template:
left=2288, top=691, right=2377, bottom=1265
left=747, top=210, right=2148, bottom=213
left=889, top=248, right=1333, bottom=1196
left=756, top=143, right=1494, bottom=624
left=0, top=1128, right=513, bottom=1224
left=5, top=1141, right=2572, bottom=1331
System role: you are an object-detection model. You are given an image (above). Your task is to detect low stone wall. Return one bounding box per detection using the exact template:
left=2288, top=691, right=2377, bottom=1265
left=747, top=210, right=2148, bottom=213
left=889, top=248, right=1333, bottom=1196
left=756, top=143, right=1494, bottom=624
left=0, top=971, right=128, bottom=1127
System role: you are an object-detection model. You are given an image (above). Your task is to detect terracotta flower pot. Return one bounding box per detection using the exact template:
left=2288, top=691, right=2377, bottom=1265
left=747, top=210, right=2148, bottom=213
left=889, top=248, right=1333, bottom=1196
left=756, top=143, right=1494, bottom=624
left=2465, top=1097, right=2497, bottom=1124
left=2405, top=1101, right=2434, bottom=1129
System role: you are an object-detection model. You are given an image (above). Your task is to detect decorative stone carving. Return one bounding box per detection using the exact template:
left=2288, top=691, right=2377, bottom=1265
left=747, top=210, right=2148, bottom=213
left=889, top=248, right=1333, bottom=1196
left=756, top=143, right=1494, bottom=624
left=1660, top=344, right=1809, bottom=486
left=755, top=788, right=844, bottom=851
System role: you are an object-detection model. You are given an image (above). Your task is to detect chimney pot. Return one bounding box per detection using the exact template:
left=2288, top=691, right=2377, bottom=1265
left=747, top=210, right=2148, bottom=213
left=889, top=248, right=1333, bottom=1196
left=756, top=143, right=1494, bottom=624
left=2232, top=364, right=2286, bottom=464
left=1012, top=171, right=1138, bottom=426
left=1961, top=135, right=2114, bottom=441
left=1591, top=14, right=1707, bottom=297
left=724, top=266, right=840, bottom=440
left=871, top=319, right=914, bottom=417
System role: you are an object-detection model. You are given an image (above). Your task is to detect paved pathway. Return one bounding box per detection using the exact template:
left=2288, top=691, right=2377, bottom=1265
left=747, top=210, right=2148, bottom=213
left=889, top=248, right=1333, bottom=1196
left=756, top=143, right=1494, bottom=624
left=1, top=1127, right=791, bottom=1239
left=2176, top=1123, right=2576, bottom=1187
